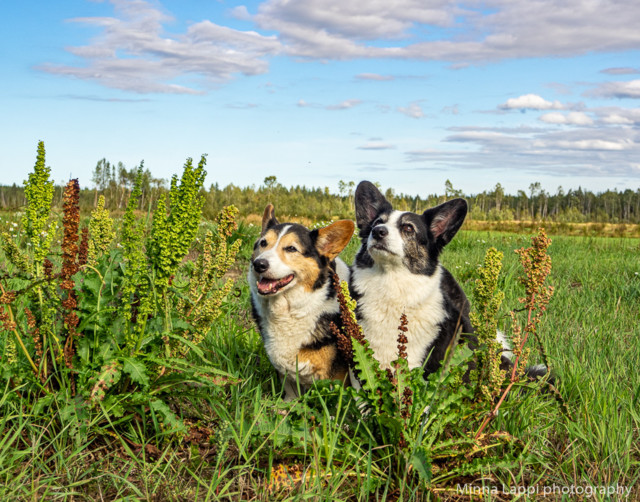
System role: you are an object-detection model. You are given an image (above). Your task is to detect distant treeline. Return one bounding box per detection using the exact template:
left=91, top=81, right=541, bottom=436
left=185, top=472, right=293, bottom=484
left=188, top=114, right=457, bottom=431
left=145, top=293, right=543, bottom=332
left=1, top=160, right=639, bottom=224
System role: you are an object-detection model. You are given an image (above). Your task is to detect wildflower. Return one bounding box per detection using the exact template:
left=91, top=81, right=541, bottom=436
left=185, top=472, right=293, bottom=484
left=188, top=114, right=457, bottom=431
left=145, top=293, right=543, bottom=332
left=0, top=290, right=16, bottom=304
left=22, top=141, right=57, bottom=268
left=87, top=195, right=115, bottom=266
left=43, top=259, right=54, bottom=280
left=470, top=246, right=506, bottom=403
left=396, top=313, right=408, bottom=361
left=60, top=179, right=81, bottom=374
left=149, top=156, right=207, bottom=291
left=78, top=227, right=89, bottom=267
left=474, top=228, right=554, bottom=438
left=1, top=232, right=32, bottom=274
left=4, top=332, right=17, bottom=365
left=25, top=307, right=43, bottom=359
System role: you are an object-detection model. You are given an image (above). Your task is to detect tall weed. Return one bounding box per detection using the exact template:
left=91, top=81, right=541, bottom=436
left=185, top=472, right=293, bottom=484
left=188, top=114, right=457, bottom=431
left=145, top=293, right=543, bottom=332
left=0, top=143, right=241, bottom=448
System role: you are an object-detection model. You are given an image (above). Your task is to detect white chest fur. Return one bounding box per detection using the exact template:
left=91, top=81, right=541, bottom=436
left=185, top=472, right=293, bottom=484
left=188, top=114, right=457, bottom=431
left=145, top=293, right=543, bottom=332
left=250, top=259, right=349, bottom=385
left=352, top=264, right=446, bottom=370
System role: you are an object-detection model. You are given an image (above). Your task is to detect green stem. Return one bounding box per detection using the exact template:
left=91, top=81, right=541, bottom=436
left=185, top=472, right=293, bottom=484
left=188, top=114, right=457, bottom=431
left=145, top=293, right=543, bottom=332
left=0, top=293, right=39, bottom=377
left=82, top=264, right=105, bottom=358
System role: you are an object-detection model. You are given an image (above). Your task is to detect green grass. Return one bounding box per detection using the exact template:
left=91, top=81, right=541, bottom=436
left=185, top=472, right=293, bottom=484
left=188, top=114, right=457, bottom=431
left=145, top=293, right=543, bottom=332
left=1, top=227, right=639, bottom=501
left=451, top=232, right=640, bottom=495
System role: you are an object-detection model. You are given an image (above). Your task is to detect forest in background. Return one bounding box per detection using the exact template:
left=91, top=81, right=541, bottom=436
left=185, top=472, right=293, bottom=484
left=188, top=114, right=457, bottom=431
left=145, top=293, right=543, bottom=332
left=1, top=158, right=639, bottom=224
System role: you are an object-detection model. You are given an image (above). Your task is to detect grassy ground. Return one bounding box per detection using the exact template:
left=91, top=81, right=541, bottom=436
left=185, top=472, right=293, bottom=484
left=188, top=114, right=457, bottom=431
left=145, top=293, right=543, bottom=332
left=1, top=224, right=639, bottom=501
left=442, top=231, right=640, bottom=492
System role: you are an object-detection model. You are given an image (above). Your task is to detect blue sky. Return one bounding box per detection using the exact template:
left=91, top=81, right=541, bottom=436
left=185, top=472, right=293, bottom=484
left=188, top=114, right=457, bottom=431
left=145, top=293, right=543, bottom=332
left=2, top=0, right=640, bottom=197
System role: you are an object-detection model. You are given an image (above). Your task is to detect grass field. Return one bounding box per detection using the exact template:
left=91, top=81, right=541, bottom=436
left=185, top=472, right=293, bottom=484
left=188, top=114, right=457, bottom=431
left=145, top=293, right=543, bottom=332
left=1, top=206, right=638, bottom=501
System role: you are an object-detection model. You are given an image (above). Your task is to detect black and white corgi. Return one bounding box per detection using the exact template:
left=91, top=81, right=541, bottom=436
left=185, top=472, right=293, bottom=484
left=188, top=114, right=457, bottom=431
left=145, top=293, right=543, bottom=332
left=350, top=181, right=476, bottom=376
left=249, top=204, right=355, bottom=400
left=350, top=181, right=550, bottom=382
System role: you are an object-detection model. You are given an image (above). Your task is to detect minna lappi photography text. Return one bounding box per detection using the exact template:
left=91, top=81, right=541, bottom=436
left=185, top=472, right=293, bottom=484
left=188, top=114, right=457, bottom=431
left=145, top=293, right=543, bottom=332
left=456, top=483, right=633, bottom=498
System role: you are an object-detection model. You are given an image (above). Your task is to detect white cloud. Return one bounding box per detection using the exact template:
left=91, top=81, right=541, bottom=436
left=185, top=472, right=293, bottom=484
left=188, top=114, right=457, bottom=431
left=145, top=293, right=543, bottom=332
left=358, top=141, right=396, bottom=150
left=39, top=0, right=281, bottom=94
left=539, top=112, right=594, bottom=125
left=601, top=114, right=634, bottom=125
left=356, top=73, right=394, bottom=81
left=397, top=101, right=425, bottom=118
left=600, top=67, right=640, bottom=75
left=229, top=5, right=252, bottom=21
left=41, top=0, right=640, bottom=94
left=253, top=0, right=640, bottom=63
left=592, top=106, right=640, bottom=125
left=500, top=94, right=564, bottom=111
left=255, top=0, right=452, bottom=44
left=589, top=79, right=640, bottom=99
left=535, top=139, right=630, bottom=151
left=405, top=124, right=640, bottom=178
left=326, top=99, right=362, bottom=110
left=225, top=102, right=259, bottom=109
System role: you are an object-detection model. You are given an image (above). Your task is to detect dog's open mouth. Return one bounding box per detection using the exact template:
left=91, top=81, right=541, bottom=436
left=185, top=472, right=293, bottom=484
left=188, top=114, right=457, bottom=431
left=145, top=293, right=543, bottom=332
left=257, top=274, right=294, bottom=295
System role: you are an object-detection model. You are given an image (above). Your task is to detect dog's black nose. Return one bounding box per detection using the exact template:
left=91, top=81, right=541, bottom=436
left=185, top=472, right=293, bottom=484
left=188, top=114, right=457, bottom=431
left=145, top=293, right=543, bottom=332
left=253, top=258, right=269, bottom=273
left=372, top=226, right=388, bottom=240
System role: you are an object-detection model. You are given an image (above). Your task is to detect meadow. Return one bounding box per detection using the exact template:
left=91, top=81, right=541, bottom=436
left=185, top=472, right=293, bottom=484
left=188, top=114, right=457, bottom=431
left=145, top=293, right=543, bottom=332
left=1, top=151, right=639, bottom=501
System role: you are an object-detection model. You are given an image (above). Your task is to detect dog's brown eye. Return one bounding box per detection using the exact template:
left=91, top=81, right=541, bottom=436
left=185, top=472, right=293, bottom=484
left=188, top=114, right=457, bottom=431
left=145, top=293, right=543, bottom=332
left=259, top=239, right=267, bottom=247
left=402, top=224, right=415, bottom=234
left=284, top=246, right=298, bottom=253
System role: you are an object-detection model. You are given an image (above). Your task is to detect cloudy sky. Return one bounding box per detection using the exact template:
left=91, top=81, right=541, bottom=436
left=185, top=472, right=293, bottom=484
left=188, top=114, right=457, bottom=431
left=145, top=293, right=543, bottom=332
left=3, top=0, right=640, bottom=196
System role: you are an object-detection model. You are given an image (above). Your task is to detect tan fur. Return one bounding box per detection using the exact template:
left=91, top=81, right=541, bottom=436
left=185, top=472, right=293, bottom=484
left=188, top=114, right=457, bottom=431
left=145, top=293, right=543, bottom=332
left=261, top=204, right=276, bottom=234
left=276, top=233, right=320, bottom=291
left=298, top=345, right=348, bottom=383
left=316, top=220, right=355, bottom=259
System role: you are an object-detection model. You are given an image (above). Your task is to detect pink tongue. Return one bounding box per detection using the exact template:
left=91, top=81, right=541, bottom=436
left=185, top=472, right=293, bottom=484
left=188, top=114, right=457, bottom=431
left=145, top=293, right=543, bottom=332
left=257, top=275, right=294, bottom=294
left=258, top=278, right=280, bottom=294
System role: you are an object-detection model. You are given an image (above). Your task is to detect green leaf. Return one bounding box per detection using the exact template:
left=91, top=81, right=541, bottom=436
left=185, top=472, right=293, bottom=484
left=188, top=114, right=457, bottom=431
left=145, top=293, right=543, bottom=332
left=352, top=339, right=383, bottom=394
left=410, top=447, right=432, bottom=483
left=162, top=330, right=204, bottom=358
left=102, top=395, right=125, bottom=418
left=150, top=398, right=186, bottom=433
left=121, top=357, right=150, bottom=387
left=83, top=274, right=103, bottom=296
left=76, top=337, right=91, bottom=364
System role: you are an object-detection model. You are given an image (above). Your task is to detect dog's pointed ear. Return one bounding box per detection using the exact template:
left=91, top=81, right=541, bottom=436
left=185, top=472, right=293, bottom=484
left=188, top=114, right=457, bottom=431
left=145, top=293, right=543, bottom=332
left=261, top=204, right=279, bottom=235
left=423, top=198, right=467, bottom=248
left=355, top=181, right=391, bottom=229
left=315, top=220, right=355, bottom=260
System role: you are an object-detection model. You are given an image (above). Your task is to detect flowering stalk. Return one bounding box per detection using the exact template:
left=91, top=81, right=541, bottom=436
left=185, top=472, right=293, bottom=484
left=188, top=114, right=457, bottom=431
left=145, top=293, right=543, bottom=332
left=149, top=156, right=206, bottom=293
left=470, top=247, right=506, bottom=404
left=395, top=313, right=412, bottom=449
left=475, top=228, right=554, bottom=439
left=87, top=195, right=115, bottom=266
left=332, top=273, right=365, bottom=366
left=59, top=179, right=82, bottom=397
left=23, top=141, right=57, bottom=275
left=176, top=206, right=241, bottom=356
left=120, top=165, right=152, bottom=352
left=0, top=284, right=39, bottom=375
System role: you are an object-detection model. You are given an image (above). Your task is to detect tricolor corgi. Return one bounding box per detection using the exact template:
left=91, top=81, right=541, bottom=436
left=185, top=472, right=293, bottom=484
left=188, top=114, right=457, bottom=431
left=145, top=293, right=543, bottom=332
left=350, top=181, right=474, bottom=376
left=249, top=204, right=355, bottom=400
